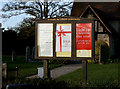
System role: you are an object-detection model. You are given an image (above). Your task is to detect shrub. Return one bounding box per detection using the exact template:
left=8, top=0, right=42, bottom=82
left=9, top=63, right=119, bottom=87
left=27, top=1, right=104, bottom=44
left=2, top=78, right=120, bottom=89
left=2, top=78, right=70, bottom=89
left=87, top=59, right=96, bottom=64
left=95, top=40, right=110, bottom=63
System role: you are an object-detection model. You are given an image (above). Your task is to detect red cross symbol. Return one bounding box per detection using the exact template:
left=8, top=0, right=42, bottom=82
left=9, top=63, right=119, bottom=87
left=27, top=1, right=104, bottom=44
left=56, top=26, right=71, bottom=52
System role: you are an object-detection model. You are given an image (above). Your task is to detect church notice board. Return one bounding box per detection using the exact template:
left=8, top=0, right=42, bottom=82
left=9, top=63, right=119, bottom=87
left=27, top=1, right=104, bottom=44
left=35, top=17, right=95, bottom=60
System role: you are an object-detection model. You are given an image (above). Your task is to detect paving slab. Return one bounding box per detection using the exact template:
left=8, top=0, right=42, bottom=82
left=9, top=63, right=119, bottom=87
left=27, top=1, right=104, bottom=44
left=51, top=64, right=82, bottom=78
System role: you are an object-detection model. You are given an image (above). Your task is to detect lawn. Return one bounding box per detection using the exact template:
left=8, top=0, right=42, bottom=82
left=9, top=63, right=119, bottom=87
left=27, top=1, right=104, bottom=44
left=2, top=55, right=63, bottom=78
left=57, top=63, right=119, bottom=87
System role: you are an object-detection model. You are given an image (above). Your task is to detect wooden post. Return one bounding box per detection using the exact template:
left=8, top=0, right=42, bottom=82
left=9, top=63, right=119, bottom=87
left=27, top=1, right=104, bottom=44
left=43, top=59, right=50, bottom=78
left=2, top=63, right=8, bottom=78
left=16, top=67, right=18, bottom=77
left=82, top=60, right=87, bottom=86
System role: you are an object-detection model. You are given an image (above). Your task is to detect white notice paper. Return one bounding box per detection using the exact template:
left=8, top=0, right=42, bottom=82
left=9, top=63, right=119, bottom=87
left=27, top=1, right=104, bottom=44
left=38, top=23, right=53, bottom=57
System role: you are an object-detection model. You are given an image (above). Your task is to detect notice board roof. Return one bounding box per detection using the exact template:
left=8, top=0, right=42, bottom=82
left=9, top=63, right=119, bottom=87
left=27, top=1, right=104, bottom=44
left=35, top=16, right=96, bottom=22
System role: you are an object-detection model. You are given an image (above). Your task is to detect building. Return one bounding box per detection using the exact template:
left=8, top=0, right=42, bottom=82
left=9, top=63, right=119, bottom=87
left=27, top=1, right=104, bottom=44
left=71, top=2, right=120, bottom=58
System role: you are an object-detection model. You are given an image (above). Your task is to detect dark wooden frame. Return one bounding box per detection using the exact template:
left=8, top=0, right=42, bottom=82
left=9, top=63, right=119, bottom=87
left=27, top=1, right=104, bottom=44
left=35, top=17, right=95, bottom=60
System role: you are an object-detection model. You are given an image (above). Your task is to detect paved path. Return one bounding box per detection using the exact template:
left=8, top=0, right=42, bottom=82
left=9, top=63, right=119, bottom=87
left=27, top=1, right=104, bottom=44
left=26, top=64, right=82, bottom=79
left=51, top=64, right=82, bottom=78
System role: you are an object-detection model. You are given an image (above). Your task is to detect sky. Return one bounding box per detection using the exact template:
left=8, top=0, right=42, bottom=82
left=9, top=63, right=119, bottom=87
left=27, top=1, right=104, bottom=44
left=0, top=1, right=34, bottom=29
left=0, top=13, right=32, bottom=29
left=0, top=1, right=74, bottom=30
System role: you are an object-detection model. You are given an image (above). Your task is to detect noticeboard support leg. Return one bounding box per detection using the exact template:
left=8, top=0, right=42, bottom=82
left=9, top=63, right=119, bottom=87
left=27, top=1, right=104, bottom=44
left=43, top=59, right=50, bottom=78
left=82, top=60, right=87, bottom=86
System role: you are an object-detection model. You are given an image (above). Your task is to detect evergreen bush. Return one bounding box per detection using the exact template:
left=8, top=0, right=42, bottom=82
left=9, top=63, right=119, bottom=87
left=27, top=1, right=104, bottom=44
left=88, top=40, right=110, bottom=64
left=95, top=40, right=110, bottom=63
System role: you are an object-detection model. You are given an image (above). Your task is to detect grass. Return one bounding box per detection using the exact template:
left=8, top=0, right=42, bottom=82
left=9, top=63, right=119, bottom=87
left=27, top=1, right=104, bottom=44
left=3, top=55, right=119, bottom=87
left=2, top=55, right=63, bottom=78
left=57, top=63, right=119, bottom=87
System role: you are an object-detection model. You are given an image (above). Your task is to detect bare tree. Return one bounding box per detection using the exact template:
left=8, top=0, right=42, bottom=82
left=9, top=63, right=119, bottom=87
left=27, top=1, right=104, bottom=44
left=2, top=1, right=73, bottom=19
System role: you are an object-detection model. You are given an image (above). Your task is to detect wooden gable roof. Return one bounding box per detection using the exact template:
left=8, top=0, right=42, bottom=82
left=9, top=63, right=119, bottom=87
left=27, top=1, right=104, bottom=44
left=71, top=2, right=120, bottom=20
left=80, top=5, right=112, bottom=33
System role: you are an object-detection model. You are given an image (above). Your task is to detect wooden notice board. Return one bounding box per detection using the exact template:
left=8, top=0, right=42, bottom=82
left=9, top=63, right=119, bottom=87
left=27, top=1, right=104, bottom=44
left=35, top=17, right=95, bottom=60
